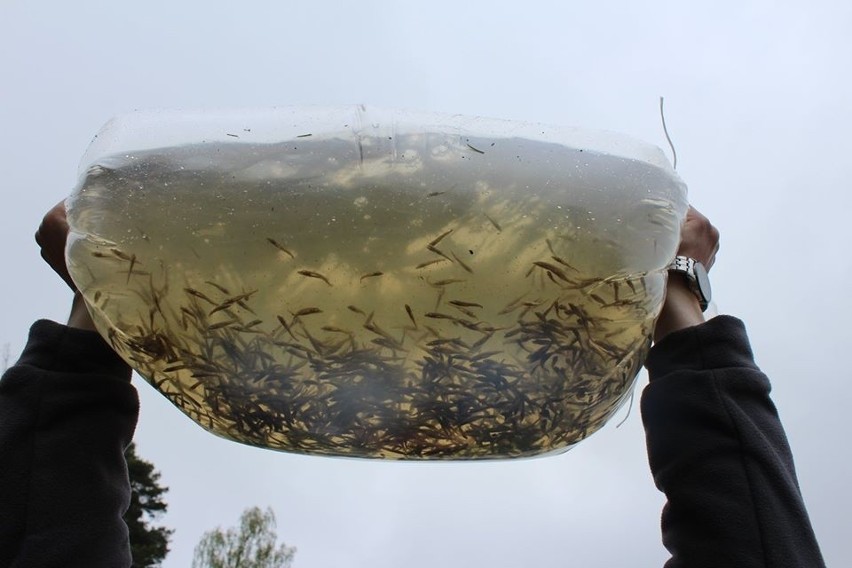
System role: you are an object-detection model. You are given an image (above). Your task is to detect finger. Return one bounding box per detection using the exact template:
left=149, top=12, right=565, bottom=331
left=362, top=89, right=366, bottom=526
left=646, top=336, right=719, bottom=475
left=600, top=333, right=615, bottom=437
left=706, top=239, right=720, bottom=270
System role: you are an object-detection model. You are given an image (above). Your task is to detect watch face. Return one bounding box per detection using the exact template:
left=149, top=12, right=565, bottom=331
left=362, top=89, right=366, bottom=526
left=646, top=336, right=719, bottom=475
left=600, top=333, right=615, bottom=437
left=694, top=261, right=712, bottom=304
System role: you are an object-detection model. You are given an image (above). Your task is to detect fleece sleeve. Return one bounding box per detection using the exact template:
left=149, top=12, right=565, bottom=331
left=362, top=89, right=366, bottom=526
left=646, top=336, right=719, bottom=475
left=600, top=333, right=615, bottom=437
left=0, top=320, right=139, bottom=568
left=641, top=315, right=825, bottom=568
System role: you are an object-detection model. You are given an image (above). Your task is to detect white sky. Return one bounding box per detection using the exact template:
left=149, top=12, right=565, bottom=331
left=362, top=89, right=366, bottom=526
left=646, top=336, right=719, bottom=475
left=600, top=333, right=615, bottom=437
left=1, top=1, right=850, bottom=566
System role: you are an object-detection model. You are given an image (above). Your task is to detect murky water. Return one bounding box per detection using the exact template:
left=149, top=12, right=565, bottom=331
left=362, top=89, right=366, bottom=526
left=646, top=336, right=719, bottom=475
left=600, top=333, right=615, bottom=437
left=66, top=133, right=684, bottom=459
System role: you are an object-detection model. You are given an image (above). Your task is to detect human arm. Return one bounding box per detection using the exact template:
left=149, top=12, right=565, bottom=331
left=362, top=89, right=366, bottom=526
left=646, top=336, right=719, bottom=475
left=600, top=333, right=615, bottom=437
left=641, top=209, right=825, bottom=567
left=0, top=202, right=138, bottom=568
left=652, top=206, right=716, bottom=342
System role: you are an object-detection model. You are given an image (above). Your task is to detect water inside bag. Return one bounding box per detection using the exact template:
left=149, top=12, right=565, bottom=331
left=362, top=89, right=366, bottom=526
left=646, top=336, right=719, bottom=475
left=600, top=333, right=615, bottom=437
left=66, top=107, right=687, bottom=459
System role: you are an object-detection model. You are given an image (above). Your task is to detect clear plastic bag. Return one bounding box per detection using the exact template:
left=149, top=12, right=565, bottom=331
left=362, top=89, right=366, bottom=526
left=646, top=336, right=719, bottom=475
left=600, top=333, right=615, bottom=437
left=66, top=106, right=688, bottom=459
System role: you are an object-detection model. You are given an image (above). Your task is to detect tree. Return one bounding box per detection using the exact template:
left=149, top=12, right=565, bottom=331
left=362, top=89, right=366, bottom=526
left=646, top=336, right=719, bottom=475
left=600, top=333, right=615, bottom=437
left=192, top=507, right=296, bottom=568
left=125, top=442, right=174, bottom=567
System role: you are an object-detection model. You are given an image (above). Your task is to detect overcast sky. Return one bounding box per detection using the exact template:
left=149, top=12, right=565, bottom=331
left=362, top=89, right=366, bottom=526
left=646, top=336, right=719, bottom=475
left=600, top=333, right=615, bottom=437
left=2, top=1, right=850, bottom=566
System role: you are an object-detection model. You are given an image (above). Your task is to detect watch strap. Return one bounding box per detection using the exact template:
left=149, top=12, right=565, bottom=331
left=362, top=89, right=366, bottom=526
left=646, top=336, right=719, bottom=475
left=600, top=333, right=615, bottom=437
left=667, top=256, right=710, bottom=311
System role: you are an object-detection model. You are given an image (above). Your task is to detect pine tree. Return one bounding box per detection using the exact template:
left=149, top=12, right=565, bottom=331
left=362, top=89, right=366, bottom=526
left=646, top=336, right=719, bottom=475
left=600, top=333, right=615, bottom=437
left=124, top=443, right=174, bottom=567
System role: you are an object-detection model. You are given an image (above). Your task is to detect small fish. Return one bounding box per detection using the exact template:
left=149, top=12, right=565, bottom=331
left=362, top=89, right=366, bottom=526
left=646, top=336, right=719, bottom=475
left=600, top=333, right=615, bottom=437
left=426, top=191, right=446, bottom=197
left=426, top=244, right=453, bottom=262
left=119, top=252, right=139, bottom=283
left=371, top=337, right=403, bottom=350
left=425, top=312, right=455, bottom=320
left=359, top=271, right=383, bottom=282
left=427, top=338, right=463, bottom=347
left=205, top=281, right=231, bottom=294
left=347, top=305, right=366, bottom=316
left=266, top=238, right=295, bottom=258
left=431, top=278, right=465, bottom=286
left=416, top=258, right=447, bottom=270
left=110, top=248, right=134, bottom=261
left=231, top=289, right=257, bottom=304
left=404, top=304, right=417, bottom=326
left=321, top=326, right=351, bottom=335
left=276, top=315, right=296, bottom=336
left=363, top=321, right=395, bottom=341
left=471, top=332, right=494, bottom=350
left=429, top=229, right=454, bottom=247
left=423, top=326, right=442, bottom=337
left=180, top=307, right=198, bottom=320
left=432, top=286, right=446, bottom=312
left=470, top=351, right=502, bottom=361
left=466, top=143, right=485, bottom=154
left=532, top=261, right=570, bottom=282
left=292, top=307, right=322, bottom=317
left=209, top=302, right=236, bottom=316
left=184, top=288, right=216, bottom=305
left=449, top=300, right=483, bottom=308
left=273, top=339, right=308, bottom=352
left=449, top=304, right=477, bottom=318
left=297, top=270, right=332, bottom=286
left=455, top=318, right=482, bottom=331
left=589, top=294, right=607, bottom=305
left=498, top=293, right=528, bottom=314
left=124, top=269, right=150, bottom=282
left=551, top=255, right=579, bottom=272
left=451, top=251, right=473, bottom=273
left=484, top=214, right=502, bottom=232
left=208, top=291, right=257, bottom=315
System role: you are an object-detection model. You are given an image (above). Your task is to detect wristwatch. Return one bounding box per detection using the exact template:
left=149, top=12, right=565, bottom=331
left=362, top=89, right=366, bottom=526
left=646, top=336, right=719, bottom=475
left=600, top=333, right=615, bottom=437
left=667, top=256, right=711, bottom=311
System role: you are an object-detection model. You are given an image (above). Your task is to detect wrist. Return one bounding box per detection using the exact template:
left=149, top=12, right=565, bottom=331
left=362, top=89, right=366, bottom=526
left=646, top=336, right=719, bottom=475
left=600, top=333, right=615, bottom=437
left=653, top=276, right=705, bottom=342
left=68, top=293, right=97, bottom=332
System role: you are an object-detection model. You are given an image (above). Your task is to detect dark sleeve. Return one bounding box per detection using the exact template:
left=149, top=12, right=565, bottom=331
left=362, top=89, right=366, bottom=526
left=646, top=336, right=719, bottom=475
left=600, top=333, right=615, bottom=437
left=641, top=315, right=825, bottom=568
left=0, top=320, right=139, bottom=568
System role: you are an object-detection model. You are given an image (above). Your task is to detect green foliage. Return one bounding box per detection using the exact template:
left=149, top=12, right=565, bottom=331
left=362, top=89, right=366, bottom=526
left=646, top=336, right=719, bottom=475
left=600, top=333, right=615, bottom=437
left=192, top=507, right=296, bottom=568
left=124, top=443, right=174, bottom=567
